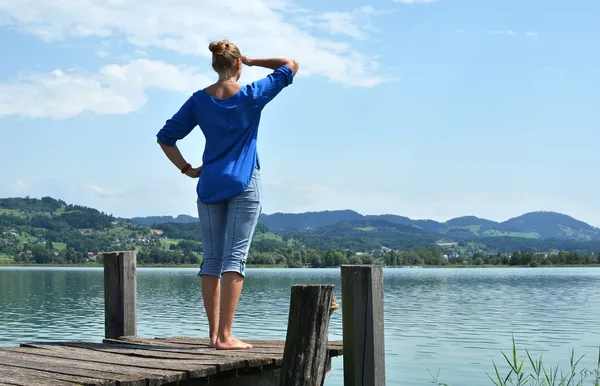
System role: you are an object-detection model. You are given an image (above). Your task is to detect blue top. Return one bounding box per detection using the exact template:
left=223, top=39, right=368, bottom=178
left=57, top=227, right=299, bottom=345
left=157, top=65, right=294, bottom=203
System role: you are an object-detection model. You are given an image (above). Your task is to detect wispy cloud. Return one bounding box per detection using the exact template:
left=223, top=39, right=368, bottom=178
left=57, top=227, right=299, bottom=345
left=0, top=0, right=388, bottom=89
left=489, top=30, right=539, bottom=38
left=546, top=66, right=565, bottom=74
left=0, top=59, right=212, bottom=119
left=94, top=41, right=111, bottom=58
left=489, top=30, right=517, bottom=36
left=82, top=184, right=115, bottom=198
left=525, top=31, right=539, bottom=38
left=292, top=6, right=381, bottom=41
left=394, top=0, right=438, bottom=3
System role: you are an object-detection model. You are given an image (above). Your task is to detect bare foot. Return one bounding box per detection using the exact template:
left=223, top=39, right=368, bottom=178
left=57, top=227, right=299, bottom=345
left=209, top=335, right=217, bottom=348
left=215, top=336, right=253, bottom=350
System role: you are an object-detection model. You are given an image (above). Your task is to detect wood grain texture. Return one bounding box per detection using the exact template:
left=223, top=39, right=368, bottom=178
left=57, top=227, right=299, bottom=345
left=0, top=350, right=145, bottom=386
left=104, top=251, right=137, bottom=339
left=279, top=284, right=335, bottom=386
left=0, top=363, right=113, bottom=386
left=341, top=265, right=386, bottom=386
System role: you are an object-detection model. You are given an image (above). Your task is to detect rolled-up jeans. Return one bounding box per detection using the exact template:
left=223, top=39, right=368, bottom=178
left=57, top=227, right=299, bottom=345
left=197, top=167, right=262, bottom=278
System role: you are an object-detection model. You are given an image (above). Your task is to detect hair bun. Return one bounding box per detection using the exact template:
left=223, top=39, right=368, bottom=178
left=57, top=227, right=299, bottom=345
left=209, top=40, right=229, bottom=56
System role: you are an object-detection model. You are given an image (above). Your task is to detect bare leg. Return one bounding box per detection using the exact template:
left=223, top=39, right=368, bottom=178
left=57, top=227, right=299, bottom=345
left=214, top=272, right=253, bottom=350
left=201, top=274, right=220, bottom=347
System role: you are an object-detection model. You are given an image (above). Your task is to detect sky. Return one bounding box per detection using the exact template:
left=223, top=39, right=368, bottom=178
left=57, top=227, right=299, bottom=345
left=0, top=0, right=599, bottom=225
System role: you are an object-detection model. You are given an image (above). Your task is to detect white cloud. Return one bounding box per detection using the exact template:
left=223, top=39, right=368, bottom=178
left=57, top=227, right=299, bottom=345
left=546, top=66, right=565, bottom=74
left=394, top=0, right=438, bottom=3
left=292, top=6, right=381, bottom=40
left=0, top=59, right=212, bottom=119
left=0, top=0, right=387, bottom=88
left=489, top=30, right=517, bottom=36
left=525, top=31, right=539, bottom=38
left=81, top=184, right=115, bottom=198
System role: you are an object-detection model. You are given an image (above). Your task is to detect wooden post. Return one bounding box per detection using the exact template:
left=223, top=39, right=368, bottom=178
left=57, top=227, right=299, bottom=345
left=279, top=284, right=335, bottom=386
left=341, top=265, right=386, bottom=386
left=103, top=251, right=137, bottom=339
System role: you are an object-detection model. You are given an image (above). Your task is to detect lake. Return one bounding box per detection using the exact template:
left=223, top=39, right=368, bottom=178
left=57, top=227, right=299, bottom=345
left=1, top=267, right=600, bottom=385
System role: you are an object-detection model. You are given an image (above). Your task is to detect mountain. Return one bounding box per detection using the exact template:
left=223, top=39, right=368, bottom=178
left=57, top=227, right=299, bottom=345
left=259, top=210, right=364, bottom=232
left=2, top=197, right=600, bottom=261
left=498, top=212, right=598, bottom=240
left=446, top=216, right=499, bottom=228
left=129, top=214, right=197, bottom=227
left=130, top=209, right=600, bottom=242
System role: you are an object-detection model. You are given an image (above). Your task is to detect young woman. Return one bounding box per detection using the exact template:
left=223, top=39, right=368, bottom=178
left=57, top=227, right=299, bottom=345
left=156, top=40, right=299, bottom=350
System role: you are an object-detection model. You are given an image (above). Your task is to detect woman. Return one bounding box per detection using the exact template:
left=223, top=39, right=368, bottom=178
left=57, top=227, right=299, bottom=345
left=156, top=40, right=299, bottom=350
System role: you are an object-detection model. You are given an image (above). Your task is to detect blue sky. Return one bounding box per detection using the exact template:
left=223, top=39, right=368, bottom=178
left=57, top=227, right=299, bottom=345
left=0, top=0, right=598, bottom=225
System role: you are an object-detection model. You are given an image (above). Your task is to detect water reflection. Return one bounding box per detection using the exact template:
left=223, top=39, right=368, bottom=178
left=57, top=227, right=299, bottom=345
left=1, top=267, right=599, bottom=385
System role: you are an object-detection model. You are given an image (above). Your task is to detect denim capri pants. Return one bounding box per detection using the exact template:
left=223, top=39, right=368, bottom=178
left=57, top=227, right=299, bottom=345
left=197, top=167, right=262, bottom=278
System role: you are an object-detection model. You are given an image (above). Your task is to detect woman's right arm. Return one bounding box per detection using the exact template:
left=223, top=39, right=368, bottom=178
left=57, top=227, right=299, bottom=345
left=243, top=56, right=299, bottom=77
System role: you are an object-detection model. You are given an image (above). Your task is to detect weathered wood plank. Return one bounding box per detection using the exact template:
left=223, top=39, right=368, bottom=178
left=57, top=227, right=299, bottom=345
left=1, top=347, right=185, bottom=385
left=104, top=251, right=137, bottom=339
left=102, top=338, right=282, bottom=364
left=0, top=350, right=145, bottom=386
left=26, top=341, right=272, bottom=373
left=0, top=363, right=113, bottom=386
left=15, top=344, right=217, bottom=378
left=107, top=337, right=285, bottom=355
left=150, top=337, right=344, bottom=356
left=341, top=265, right=386, bottom=386
left=165, top=368, right=282, bottom=386
left=280, top=284, right=335, bottom=386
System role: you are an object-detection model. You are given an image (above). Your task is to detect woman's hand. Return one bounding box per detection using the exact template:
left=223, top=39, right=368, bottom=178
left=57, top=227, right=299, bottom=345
left=185, top=165, right=204, bottom=178
left=242, top=55, right=253, bottom=66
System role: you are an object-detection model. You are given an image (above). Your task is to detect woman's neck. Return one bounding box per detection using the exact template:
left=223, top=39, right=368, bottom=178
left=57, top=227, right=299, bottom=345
left=217, top=74, right=238, bottom=84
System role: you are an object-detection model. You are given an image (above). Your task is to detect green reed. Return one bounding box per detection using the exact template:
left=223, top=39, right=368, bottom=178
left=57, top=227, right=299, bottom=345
left=429, top=337, right=600, bottom=386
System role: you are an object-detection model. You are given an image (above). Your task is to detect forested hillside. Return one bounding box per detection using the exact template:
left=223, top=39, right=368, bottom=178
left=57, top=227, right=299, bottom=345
left=2, top=197, right=600, bottom=267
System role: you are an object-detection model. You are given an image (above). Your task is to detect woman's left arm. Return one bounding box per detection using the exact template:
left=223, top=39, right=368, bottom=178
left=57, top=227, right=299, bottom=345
left=157, top=141, right=203, bottom=178
left=156, top=97, right=202, bottom=178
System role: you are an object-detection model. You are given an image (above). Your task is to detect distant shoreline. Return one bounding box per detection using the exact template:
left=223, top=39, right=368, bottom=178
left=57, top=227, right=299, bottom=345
left=1, top=263, right=600, bottom=269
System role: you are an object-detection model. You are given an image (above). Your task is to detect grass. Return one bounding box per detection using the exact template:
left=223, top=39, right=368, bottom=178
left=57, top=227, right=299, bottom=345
left=0, top=253, right=14, bottom=264
left=53, top=205, right=66, bottom=216
left=53, top=242, right=67, bottom=251
left=355, top=226, right=376, bottom=232
left=467, top=225, right=482, bottom=234
left=159, top=238, right=184, bottom=247
left=18, top=234, right=35, bottom=244
left=253, top=232, right=284, bottom=242
left=431, top=337, right=600, bottom=386
left=483, top=230, right=541, bottom=239
left=0, top=208, right=19, bottom=216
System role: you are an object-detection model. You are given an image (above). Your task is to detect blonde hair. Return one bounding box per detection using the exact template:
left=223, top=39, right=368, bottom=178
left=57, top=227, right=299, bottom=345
left=209, top=40, right=241, bottom=77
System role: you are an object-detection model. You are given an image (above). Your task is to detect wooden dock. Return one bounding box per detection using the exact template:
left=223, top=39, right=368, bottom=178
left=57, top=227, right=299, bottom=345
left=0, top=336, right=343, bottom=385
left=1, top=252, right=386, bottom=386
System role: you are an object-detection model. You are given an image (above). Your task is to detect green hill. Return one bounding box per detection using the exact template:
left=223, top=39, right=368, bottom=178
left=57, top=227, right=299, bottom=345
left=2, top=196, right=600, bottom=267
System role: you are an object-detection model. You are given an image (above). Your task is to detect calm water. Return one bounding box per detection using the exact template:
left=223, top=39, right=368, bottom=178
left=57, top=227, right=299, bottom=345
left=1, top=267, right=600, bottom=385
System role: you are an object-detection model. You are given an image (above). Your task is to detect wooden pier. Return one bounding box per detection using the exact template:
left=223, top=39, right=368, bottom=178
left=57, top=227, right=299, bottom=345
left=0, top=252, right=386, bottom=385
left=0, top=337, right=343, bottom=385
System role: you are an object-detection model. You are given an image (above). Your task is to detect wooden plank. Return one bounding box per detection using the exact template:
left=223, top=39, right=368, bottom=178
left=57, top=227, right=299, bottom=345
left=0, top=364, right=95, bottom=386
left=108, top=337, right=284, bottom=355
left=1, top=348, right=185, bottom=385
left=102, top=338, right=282, bottom=364
left=166, top=369, right=282, bottom=386
left=149, top=337, right=344, bottom=356
left=15, top=345, right=217, bottom=378
left=0, top=350, right=144, bottom=386
left=341, top=265, right=386, bottom=386
left=24, top=341, right=271, bottom=373
left=279, top=284, right=335, bottom=386
left=104, top=251, right=137, bottom=339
